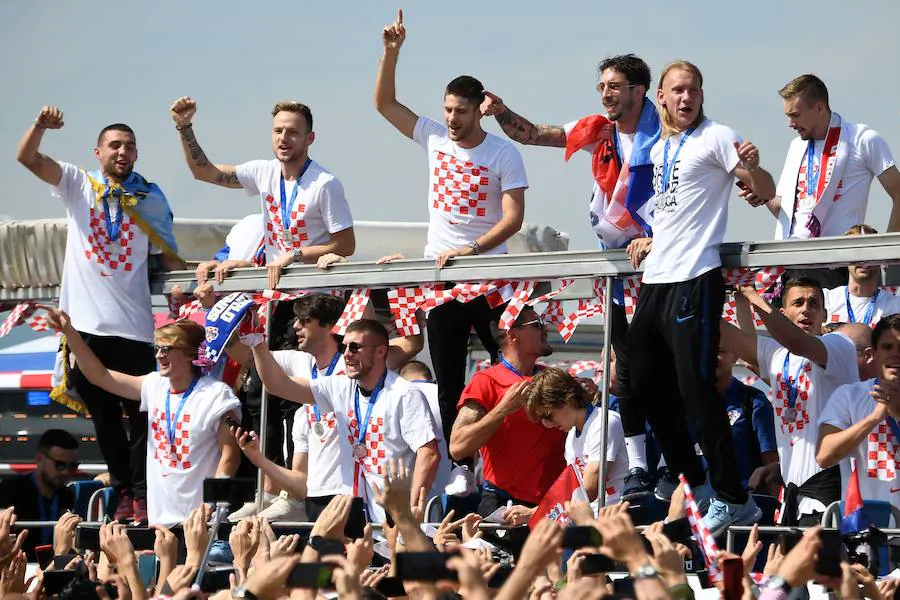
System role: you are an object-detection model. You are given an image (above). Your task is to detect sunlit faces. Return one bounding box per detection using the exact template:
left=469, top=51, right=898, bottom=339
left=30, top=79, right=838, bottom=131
left=539, top=403, right=579, bottom=432
left=94, top=130, right=137, bottom=181
left=875, top=328, right=900, bottom=382
left=444, top=94, right=481, bottom=144
left=848, top=264, right=877, bottom=282
left=780, top=286, right=825, bottom=334
left=782, top=95, right=827, bottom=141
left=598, top=68, right=643, bottom=123
left=715, top=345, right=738, bottom=381
left=294, top=316, right=332, bottom=354
left=657, top=68, right=703, bottom=132
left=271, top=111, right=315, bottom=164
left=341, top=330, right=387, bottom=381
left=509, top=309, right=553, bottom=358
left=153, top=337, right=192, bottom=379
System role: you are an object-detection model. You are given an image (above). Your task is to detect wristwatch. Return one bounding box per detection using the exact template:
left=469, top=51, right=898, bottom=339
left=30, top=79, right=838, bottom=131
left=291, top=248, right=304, bottom=263
left=231, top=587, right=258, bottom=600
left=764, top=575, right=792, bottom=593
left=632, top=563, right=659, bottom=580
left=468, top=240, right=481, bottom=255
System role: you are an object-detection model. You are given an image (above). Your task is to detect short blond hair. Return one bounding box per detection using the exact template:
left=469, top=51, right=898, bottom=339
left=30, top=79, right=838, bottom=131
left=778, top=75, right=829, bottom=108
left=843, top=224, right=878, bottom=236
left=657, top=61, right=705, bottom=139
left=155, top=321, right=205, bottom=356
left=271, top=101, right=313, bottom=131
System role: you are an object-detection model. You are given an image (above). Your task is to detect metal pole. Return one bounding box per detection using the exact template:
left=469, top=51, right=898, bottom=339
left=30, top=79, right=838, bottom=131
left=255, top=301, right=274, bottom=512
left=597, top=276, right=614, bottom=508
left=192, top=503, right=228, bottom=591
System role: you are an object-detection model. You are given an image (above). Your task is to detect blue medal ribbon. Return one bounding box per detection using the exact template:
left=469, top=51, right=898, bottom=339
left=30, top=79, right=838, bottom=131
left=499, top=354, right=535, bottom=379
left=353, top=372, right=387, bottom=449
left=101, top=188, right=125, bottom=242
left=845, top=288, right=879, bottom=325
left=310, top=352, right=341, bottom=424
left=782, top=353, right=807, bottom=412
left=806, top=141, right=820, bottom=201
left=165, top=377, right=199, bottom=451
left=660, top=127, right=696, bottom=193
left=30, top=472, right=59, bottom=544
left=279, top=159, right=312, bottom=234
left=575, top=402, right=596, bottom=438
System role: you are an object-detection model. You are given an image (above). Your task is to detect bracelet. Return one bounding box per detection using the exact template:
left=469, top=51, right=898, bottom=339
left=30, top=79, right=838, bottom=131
left=175, top=122, right=193, bottom=131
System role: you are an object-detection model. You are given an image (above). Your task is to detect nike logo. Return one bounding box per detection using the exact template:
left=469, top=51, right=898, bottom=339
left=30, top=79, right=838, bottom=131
left=675, top=314, right=695, bottom=324
left=100, top=272, right=111, bottom=277
left=890, top=487, right=900, bottom=494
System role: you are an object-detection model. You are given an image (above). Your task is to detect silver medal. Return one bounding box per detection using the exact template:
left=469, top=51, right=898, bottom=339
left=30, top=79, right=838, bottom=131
left=313, top=422, right=325, bottom=436
left=353, top=443, right=367, bottom=459
left=783, top=407, right=797, bottom=422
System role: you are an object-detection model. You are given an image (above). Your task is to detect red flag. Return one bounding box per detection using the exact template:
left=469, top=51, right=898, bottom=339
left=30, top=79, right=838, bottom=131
left=528, top=465, right=589, bottom=529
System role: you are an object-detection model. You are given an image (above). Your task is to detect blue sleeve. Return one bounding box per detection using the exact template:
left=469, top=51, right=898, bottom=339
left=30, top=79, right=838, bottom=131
left=213, top=244, right=230, bottom=262
left=751, top=392, right=778, bottom=454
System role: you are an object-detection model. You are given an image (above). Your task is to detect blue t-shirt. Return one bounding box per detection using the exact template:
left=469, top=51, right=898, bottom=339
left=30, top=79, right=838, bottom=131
left=723, top=378, right=777, bottom=489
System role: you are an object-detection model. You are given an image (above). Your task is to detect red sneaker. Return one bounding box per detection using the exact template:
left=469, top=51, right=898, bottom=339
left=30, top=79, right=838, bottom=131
left=132, top=497, right=148, bottom=524
left=113, top=487, right=134, bottom=522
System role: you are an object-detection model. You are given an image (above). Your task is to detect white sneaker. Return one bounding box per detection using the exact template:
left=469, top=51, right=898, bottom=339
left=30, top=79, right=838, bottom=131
left=228, top=493, right=276, bottom=522
left=257, top=491, right=307, bottom=522
left=444, top=465, right=477, bottom=497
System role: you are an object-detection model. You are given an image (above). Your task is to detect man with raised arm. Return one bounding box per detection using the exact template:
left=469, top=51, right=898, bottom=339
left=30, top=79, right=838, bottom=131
left=627, top=61, right=777, bottom=536
left=481, top=54, right=661, bottom=500
left=15, top=106, right=183, bottom=523
left=374, top=9, right=529, bottom=494
left=169, top=98, right=355, bottom=288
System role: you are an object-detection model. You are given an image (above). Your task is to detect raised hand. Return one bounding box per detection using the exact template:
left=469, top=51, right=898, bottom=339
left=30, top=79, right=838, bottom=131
left=38, top=305, right=72, bottom=334
left=480, top=91, right=506, bottom=117
left=53, top=512, right=82, bottom=556
left=734, top=141, right=760, bottom=172
left=170, top=97, right=197, bottom=128
left=626, top=237, right=652, bottom=269
left=35, top=106, right=65, bottom=130
left=382, top=9, right=406, bottom=52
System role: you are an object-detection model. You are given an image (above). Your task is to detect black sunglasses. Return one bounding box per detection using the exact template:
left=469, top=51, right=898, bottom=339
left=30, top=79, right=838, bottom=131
left=44, top=456, right=79, bottom=472
left=153, top=344, right=173, bottom=355
left=513, top=317, right=547, bottom=330
left=344, top=342, right=383, bottom=354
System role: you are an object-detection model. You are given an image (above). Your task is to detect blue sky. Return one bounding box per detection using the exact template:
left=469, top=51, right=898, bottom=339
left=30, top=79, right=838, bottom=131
left=0, top=0, right=898, bottom=347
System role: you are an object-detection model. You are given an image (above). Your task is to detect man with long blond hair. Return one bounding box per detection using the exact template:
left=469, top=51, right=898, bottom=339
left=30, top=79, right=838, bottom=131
left=169, top=98, right=356, bottom=288
left=628, top=60, right=777, bottom=535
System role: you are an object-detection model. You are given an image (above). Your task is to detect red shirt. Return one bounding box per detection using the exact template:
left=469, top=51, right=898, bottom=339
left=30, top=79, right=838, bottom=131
left=458, top=364, right=566, bottom=504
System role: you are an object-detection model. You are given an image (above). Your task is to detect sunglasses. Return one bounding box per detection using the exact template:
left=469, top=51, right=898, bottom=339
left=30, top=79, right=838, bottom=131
left=514, top=317, right=547, bottom=330
left=344, top=342, right=383, bottom=354
left=153, top=344, right=173, bottom=355
left=43, top=455, right=79, bottom=472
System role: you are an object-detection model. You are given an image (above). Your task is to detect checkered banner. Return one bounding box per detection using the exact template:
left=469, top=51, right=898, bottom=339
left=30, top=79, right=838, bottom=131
left=387, top=287, right=427, bottom=337
left=527, top=278, right=575, bottom=306
left=498, top=281, right=537, bottom=330
left=721, top=266, right=785, bottom=291
left=541, top=300, right=568, bottom=329
left=558, top=279, right=606, bottom=343
left=622, top=274, right=642, bottom=322
left=722, top=293, right=765, bottom=328
left=679, top=473, right=723, bottom=583
left=333, top=289, right=371, bottom=335
left=0, top=302, right=54, bottom=338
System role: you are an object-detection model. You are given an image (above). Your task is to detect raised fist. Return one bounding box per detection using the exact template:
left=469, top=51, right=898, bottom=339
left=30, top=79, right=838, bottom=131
left=35, top=106, right=64, bottom=130
left=382, top=9, right=406, bottom=51
left=480, top=91, right=506, bottom=117
left=170, top=96, right=197, bottom=127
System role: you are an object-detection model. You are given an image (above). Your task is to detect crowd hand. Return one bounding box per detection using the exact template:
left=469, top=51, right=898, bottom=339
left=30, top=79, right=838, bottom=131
left=99, top=523, right=136, bottom=567
left=100, top=575, right=133, bottom=600
left=473, top=546, right=500, bottom=583
left=164, top=565, right=198, bottom=595
left=372, top=459, right=414, bottom=522
left=775, top=525, right=821, bottom=588
left=433, top=510, right=465, bottom=550
left=347, top=524, right=375, bottom=573
left=741, top=524, right=762, bottom=575
left=447, top=550, right=491, bottom=600
left=243, top=555, right=301, bottom=599
left=310, top=495, right=352, bottom=539
left=213, top=260, right=249, bottom=285
left=497, top=380, right=530, bottom=417
left=529, top=575, right=556, bottom=600
left=322, top=555, right=362, bottom=599
left=233, top=427, right=262, bottom=459
left=169, top=97, right=197, bottom=128
left=53, top=511, right=81, bottom=555
left=375, top=253, right=405, bottom=264
left=40, top=305, right=73, bottom=334
left=269, top=534, right=300, bottom=559
left=183, top=504, right=212, bottom=568
left=267, top=252, right=295, bottom=290
left=169, top=286, right=189, bottom=307
left=252, top=517, right=276, bottom=568
left=35, top=106, right=65, bottom=130
left=436, top=245, right=475, bottom=269
left=877, top=577, right=900, bottom=600
left=479, top=91, right=506, bottom=117
left=643, top=522, right=689, bottom=587
left=626, top=237, right=652, bottom=269
left=359, top=564, right=390, bottom=589
left=0, top=550, right=27, bottom=596
left=503, top=505, right=536, bottom=527
left=762, top=543, right=784, bottom=578
left=85, top=551, right=99, bottom=582
left=382, top=8, right=406, bottom=52
left=149, top=525, right=177, bottom=569
left=839, top=562, right=861, bottom=600
left=594, top=511, right=648, bottom=570
left=737, top=183, right=768, bottom=208
left=229, top=518, right=260, bottom=576
left=194, top=260, right=219, bottom=285
left=410, top=486, right=427, bottom=524
left=597, top=500, right=630, bottom=520
left=848, top=563, right=879, bottom=600
left=734, top=141, right=761, bottom=172
left=871, top=378, right=900, bottom=410
left=193, top=282, right=217, bottom=309
left=565, top=500, right=597, bottom=527
left=566, top=548, right=596, bottom=584
left=667, top=483, right=687, bottom=522
left=559, top=578, right=609, bottom=600
left=515, top=518, right=564, bottom=573
left=316, top=253, right=348, bottom=270
left=461, top=513, right=483, bottom=542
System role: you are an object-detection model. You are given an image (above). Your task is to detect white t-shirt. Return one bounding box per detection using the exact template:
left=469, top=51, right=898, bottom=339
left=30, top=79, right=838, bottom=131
left=825, top=286, right=900, bottom=327
left=274, top=350, right=350, bottom=498
left=411, top=381, right=452, bottom=500
left=564, top=406, right=628, bottom=512
left=413, top=117, right=528, bottom=258
left=776, top=122, right=896, bottom=240
left=563, top=121, right=636, bottom=248
left=309, top=370, right=438, bottom=523
left=757, top=333, right=859, bottom=515
left=141, top=373, right=242, bottom=526
left=643, top=120, right=741, bottom=284
left=234, top=159, right=354, bottom=262
left=51, top=162, right=157, bottom=343
left=819, top=379, right=900, bottom=507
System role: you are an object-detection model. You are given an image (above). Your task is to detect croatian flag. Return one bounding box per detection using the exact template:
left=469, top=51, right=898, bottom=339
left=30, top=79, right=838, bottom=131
left=840, top=457, right=870, bottom=535
left=528, top=465, right=588, bottom=529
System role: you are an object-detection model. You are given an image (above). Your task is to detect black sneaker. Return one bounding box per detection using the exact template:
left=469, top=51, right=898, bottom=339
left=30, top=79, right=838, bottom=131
left=621, top=467, right=655, bottom=501
left=654, top=467, right=679, bottom=502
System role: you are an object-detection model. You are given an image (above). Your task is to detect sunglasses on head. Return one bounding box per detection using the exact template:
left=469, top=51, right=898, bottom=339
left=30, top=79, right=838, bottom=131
left=344, top=342, right=383, bottom=354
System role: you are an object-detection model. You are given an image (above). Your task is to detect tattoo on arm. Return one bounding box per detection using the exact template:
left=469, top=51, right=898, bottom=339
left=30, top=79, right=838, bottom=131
left=495, top=109, right=566, bottom=147
left=215, top=170, right=240, bottom=185
left=179, top=126, right=211, bottom=167
left=455, top=401, right=487, bottom=427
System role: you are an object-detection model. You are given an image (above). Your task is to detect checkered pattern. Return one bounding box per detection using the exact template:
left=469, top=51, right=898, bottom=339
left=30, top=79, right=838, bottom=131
left=253, top=290, right=309, bottom=330
left=149, top=407, right=192, bottom=470
left=263, top=193, right=308, bottom=254
left=771, top=361, right=812, bottom=434
left=721, top=266, right=785, bottom=292
left=177, top=299, right=204, bottom=320
left=679, top=474, right=722, bottom=583
left=622, top=274, right=642, bottom=321
left=567, top=360, right=603, bottom=383
left=0, top=303, right=55, bottom=338
left=431, top=151, right=490, bottom=218
left=84, top=207, right=137, bottom=272
left=306, top=405, right=338, bottom=441
left=475, top=358, right=492, bottom=372
left=558, top=298, right=605, bottom=343
left=528, top=278, right=575, bottom=306
left=387, top=287, right=426, bottom=336
left=885, top=286, right=899, bottom=296
left=866, top=422, right=899, bottom=480
left=741, top=375, right=761, bottom=387
left=332, top=289, right=371, bottom=335
left=722, top=296, right=764, bottom=328
left=452, top=280, right=509, bottom=305
left=347, top=409, right=387, bottom=477
left=542, top=300, right=568, bottom=328
left=498, top=281, right=536, bottom=330
left=420, top=284, right=457, bottom=313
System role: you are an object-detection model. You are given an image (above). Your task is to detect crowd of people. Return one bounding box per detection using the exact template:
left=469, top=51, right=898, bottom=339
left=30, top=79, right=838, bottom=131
left=4, top=7, right=900, bottom=598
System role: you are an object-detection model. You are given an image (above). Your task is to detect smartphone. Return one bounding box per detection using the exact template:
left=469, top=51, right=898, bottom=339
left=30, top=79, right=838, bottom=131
left=309, top=537, right=345, bottom=557
left=395, top=552, right=459, bottom=582
left=35, top=544, right=55, bottom=570
left=662, top=518, right=693, bottom=545
left=75, top=526, right=101, bottom=552
left=203, top=478, right=256, bottom=505
left=815, top=530, right=843, bottom=578
left=375, top=575, right=407, bottom=598
left=612, top=577, right=635, bottom=596
left=137, top=554, right=158, bottom=590
left=580, top=553, right=619, bottom=575
left=735, top=180, right=750, bottom=191
left=43, top=570, right=76, bottom=596
left=200, top=566, right=235, bottom=593
left=286, top=563, right=334, bottom=589
left=487, top=565, right=513, bottom=588
left=561, top=525, right=603, bottom=549
left=53, top=554, right=79, bottom=570
left=721, top=557, right=744, bottom=600
left=128, top=528, right=157, bottom=551
left=344, top=497, right=367, bottom=539
left=777, top=529, right=803, bottom=555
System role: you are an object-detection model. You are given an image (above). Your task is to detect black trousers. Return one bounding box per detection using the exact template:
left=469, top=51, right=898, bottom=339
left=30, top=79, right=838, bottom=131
left=477, top=483, right=535, bottom=556
left=69, top=332, right=155, bottom=500
left=609, top=300, right=646, bottom=437
left=627, top=269, right=747, bottom=505
left=242, top=367, right=298, bottom=467
left=427, top=296, right=502, bottom=456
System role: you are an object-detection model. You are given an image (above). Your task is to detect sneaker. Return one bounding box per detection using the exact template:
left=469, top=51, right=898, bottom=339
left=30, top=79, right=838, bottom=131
left=113, top=486, right=134, bottom=522
left=132, top=497, right=148, bottom=524
left=228, top=493, right=276, bottom=523
left=702, top=496, right=762, bottom=537
left=654, top=467, right=679, bottom=502
left=257, top=491, right=307, bottom=522
left=621, top=467, right=655, bottom=501
left=444, top=465, right=477, bottom=497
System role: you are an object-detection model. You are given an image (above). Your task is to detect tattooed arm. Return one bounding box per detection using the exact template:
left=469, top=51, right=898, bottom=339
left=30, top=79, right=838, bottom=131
left=481, top=92, right=566, bottom=147
left=169, top=96, right=242, bottom=189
